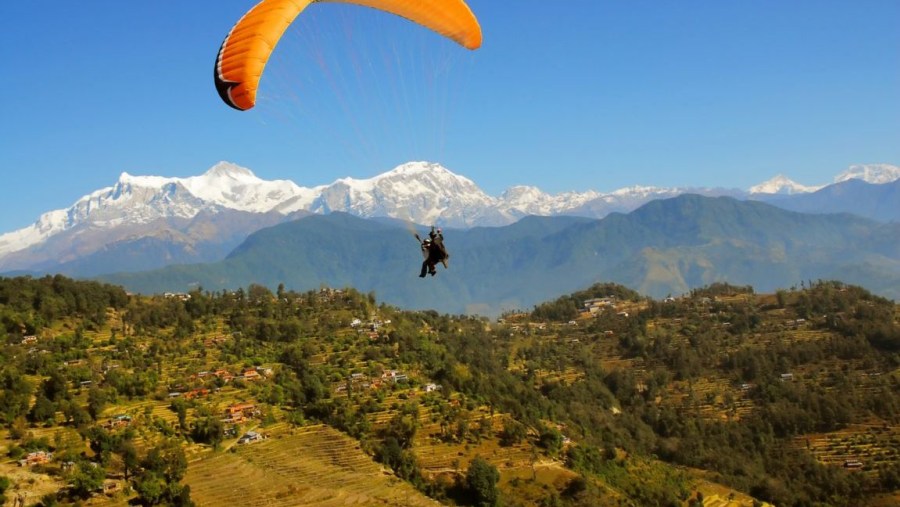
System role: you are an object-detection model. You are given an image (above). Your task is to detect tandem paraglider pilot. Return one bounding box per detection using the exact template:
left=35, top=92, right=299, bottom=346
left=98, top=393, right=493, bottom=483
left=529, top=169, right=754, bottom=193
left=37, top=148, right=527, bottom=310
left=419, top=226, right=449, bottom=278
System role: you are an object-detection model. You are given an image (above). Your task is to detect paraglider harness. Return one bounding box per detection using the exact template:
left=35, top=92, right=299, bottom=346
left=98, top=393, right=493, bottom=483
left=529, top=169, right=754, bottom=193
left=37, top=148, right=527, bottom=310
left=417, top=226, right=449, bottom=277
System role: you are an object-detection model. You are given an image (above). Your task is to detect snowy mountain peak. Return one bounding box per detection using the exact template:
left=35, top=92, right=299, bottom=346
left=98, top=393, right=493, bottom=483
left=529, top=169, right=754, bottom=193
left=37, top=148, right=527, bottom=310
left=307, top=162, right=496, bottom=226
left=501, top=185, right=546, bottom=201
left=386, top=161, right=445, bottom=175
left=750, top=174, right=822, bottom=195
left=835, top=164, right=900, bottom=185
left=375, top=161, right=478, bottom=187
left=117, top=171, right=173, bottom=188
left=181, top=163, right=306, bottom=213
left=608, top=185, right=670, bottom=197
left=496, top=185, right=606, bottom=218
left=203, top=161, right=259, bottom=182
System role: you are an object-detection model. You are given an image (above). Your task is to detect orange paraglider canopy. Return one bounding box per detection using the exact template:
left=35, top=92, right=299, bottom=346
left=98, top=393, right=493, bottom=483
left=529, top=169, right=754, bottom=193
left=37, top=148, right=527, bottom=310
left=215, top=0, right=482, bottom=111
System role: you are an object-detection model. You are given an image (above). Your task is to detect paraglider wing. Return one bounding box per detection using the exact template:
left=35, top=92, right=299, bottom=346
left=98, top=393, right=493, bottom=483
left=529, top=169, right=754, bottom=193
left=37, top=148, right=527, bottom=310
left=215, top=0, right=482, bottom=111
left=327, top=0, right=482, bottom=50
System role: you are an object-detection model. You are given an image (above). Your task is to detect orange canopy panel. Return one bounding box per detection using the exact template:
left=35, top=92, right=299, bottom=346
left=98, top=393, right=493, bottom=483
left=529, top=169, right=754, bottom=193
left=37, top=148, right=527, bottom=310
left=215, top=0, right=482, bottom=111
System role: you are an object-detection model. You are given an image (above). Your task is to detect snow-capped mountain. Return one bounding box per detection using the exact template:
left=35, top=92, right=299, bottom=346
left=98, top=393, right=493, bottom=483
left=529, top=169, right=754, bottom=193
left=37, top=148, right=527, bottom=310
left=1, top=160, right=897, bottom=277
left=0, top=162, right=312, bottom=258
left=175, top=162, right=314, bottom=212
left=281, top=162, right=603, bottom=226
left=834, top=164, right=900, bottom=185
left=498, top=186, right=601, bottom=218
left=288, top=162, right=509, bottom=227
left=749, top=174, right=824, bottom=195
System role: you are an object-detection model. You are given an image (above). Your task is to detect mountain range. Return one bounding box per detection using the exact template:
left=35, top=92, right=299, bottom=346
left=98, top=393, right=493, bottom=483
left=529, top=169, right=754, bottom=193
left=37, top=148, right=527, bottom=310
left=97, top=194, right=900, bottom=315
left=1, top=161, right=898, bottom=279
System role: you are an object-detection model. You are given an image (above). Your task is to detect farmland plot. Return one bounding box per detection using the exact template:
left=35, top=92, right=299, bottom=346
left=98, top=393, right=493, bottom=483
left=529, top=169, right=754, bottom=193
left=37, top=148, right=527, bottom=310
left=185, top=424, right=439, bottom=506
left=792, top=423, right=900, bottom=476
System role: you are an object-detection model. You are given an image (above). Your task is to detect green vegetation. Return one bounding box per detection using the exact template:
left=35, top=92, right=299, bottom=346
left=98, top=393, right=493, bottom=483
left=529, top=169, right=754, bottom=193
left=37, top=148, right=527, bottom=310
left=0, top=274, right=897, bottom=506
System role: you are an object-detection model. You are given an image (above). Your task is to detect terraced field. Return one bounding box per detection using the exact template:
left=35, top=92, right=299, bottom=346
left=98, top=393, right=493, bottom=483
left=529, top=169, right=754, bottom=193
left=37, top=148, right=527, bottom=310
left=414, top=411, right=540, bottom=477
left=185, top=424, right=439, bottom=506
left=665, top=376, right=755, bottom=422
left=790, top=423, right=900, bottom=476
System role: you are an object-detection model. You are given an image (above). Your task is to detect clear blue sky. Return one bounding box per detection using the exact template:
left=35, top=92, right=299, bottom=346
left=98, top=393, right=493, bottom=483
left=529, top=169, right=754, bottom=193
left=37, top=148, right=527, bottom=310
left=1, top=1, right=898, bottom=233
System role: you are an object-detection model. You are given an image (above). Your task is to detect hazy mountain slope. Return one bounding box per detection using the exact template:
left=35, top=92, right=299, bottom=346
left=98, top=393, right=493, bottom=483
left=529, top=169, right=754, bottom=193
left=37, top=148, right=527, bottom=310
left=759, top=179, right=900, bottom=222
left=1, top=209, right=308, bottom=277
left=604, top=196, right=900, bottom=295
left=100, top=195, right=899, bottom=315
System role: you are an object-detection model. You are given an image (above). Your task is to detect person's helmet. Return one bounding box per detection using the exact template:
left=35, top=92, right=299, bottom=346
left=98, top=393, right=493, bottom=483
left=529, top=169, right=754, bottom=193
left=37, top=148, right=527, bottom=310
left=424, top=238, right=431, bottom=244
left=436, top=228, right=442, bottom=234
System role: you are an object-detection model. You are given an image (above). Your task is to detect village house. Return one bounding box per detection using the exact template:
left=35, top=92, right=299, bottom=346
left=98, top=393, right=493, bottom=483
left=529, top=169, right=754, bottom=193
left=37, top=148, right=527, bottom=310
left=224, top=402, right=258, bottom=423
left=164, top=292, right=191, bottom=301
left=583, top=297, right=615, bottom=315
left=382, top=370, right=409, bottom=383
left=21, top=335, right=38, bottom=345
left=213, top=369, right=235, bottom=383
left=184, top=388, right=210, bottom=400
left=104, top=414, right=132, bottom=429
left=19, top=451, right=52, bottom=467
left=424, top=383, right=441, bottom=393
left=238, top=431, right=266, bottom=444
left=242, top=368, right=262, bottom=382
left=582, top=298, right=613, bottom=315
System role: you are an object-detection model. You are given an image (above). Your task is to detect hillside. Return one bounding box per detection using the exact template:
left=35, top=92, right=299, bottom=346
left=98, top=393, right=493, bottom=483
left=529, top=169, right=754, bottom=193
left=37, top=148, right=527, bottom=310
left=759, top=179, right=900, bottom=223
left=100, top=195, right=900, bottom=315
left=0, top=275, right=897, bottom=506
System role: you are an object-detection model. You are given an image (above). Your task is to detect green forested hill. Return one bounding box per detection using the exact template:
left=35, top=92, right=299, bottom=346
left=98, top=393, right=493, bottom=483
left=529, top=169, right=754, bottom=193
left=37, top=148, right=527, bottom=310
left=0, top=275, right=898, bottom=506
left=101, top=195, right=900, bottom=314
